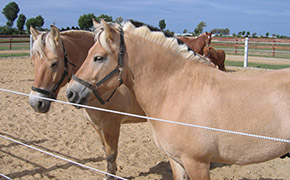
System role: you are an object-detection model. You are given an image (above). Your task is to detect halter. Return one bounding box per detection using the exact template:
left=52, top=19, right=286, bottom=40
left=31, top=40, right=76, bottom=99
left=72, top=27, right=125, bottom=105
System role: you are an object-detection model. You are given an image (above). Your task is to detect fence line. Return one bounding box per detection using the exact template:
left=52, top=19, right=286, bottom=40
left=0, top=35, right=30, bottom=50
left=0, top=133, right=127, bottom=180
left=1, top=88, right=290, bottom=143
left=211, top=37, right=290, bottom=63
left=0, top=173, right=13, bottom=180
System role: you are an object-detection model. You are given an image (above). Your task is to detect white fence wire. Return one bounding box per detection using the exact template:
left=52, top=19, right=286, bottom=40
left=1, top=87, right=290, bottom=179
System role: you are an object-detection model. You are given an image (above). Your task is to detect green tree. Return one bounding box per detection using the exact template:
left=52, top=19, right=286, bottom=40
left=17, top=14, right=26, bottom=31
left=2, top=1, right=20, bottom=28
left=78, top=13, right=97, bottom=30
left=159, top=19, right=166, bottom=31
left=115, top=16, right=123, bottom=24
left=26, top=18, right=37, bottom=33
left=252, top=32, right=257, bottom=38
left=35, top=15, right=44, bottom=28
left=194, top=21, right=206, bottom=35
left=95, top=14, right=113, bottom=23
left=25, top=15, right=45, bottom=33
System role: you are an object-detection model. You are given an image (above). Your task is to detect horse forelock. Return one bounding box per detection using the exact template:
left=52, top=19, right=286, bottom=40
left=32, top=31, right=59, bottom=59
left=123, top=21, right=212, bottom=65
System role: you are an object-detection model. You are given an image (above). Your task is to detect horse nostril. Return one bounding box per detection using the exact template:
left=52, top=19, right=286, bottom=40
left=66, top=90, right=79, bottom=103
left=37, top=101, right=43, bottom=109
left=67, top=91, right=74, bottom=99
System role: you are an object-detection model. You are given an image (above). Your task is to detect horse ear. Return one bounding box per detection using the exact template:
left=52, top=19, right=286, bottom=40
left=93, top=19, right=99, bottom=29
left=50, top=25, right=60, bottom=43
left=30, top=26, right=40, bottom=41
left=101, top=19, right=113, bottom=42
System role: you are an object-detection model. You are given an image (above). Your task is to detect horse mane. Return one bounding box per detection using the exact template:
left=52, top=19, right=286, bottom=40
left=32, top=30, right=94, bottom=58
left=122, top=21, right=211, bottom=64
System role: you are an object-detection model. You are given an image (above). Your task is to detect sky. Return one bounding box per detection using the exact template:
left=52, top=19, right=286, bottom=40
left=1, top=0, right=290, bottom=36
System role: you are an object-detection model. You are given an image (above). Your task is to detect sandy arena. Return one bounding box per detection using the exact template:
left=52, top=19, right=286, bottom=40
left=0, top=56, right=290, bottom=180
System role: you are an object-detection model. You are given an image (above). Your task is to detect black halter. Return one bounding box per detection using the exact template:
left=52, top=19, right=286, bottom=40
left=72, top=28, right=125, bottom=105
left=31, top=40, right=76, bottom=99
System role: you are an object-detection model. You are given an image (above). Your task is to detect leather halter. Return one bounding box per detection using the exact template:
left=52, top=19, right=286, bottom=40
left=72, top=27, right=125, bottom=105
left=31, top=40, right=76, bottom=99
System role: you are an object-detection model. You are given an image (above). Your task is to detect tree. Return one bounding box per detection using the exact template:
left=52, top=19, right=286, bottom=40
left=25, top=15, right=45, bottom=33
left=252, top=32, right=257, bottom=38
left=26, top=18, right=37, bottom=33
left=17, top=14, right=26, bottom=31
left=35, top=15, right=44, bottom=28
left=2, top=1, right=20, bottom=28
left=95, top=14, right=113, bottom=23
left=159, top=19, right=166, bottom=31
left=78, top=13, right=97, bottom=30
left=115, top=17, right=123, bottom=24
left=194, top=21, right=206, bottom=36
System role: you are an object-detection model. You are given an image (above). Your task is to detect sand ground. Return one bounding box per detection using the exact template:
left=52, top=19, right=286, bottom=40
left=0, top=56, right=289, bottom=180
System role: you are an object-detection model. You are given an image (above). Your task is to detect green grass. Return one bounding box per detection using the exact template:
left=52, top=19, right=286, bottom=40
left=0, top=53, right=30, bottom=58
left=225, top=60, right=290, bottom=69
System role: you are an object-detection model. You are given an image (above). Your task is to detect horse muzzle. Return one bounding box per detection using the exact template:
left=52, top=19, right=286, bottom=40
left=28, top=91, right=52, bottom=113
left=66, top=81, right=91, bottom=108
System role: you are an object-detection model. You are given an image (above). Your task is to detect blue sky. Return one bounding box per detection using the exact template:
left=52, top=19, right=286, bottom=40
left=1, top=0, right=290, bottom=36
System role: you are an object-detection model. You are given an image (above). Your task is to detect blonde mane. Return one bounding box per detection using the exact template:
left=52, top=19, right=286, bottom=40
left=122, top=21, right=212, bottom=64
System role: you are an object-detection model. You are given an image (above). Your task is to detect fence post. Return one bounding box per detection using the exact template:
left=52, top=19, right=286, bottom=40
left=235, top=39, right=238, bottom=54
left=272, top=40, right=275, bottom=57
left=30, top=35, right=33, bottom=57
left=244, top=37, right=249, bottom=67
left=9, top=36, right=12, bottom=50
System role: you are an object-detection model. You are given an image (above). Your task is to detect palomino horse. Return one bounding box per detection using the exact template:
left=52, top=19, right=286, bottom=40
left=28, top=25, right=145, bottom=179
left=66, top=20, right=290, bottom=180
left=177, top=32, right=212, bottom=55
left=203, top=46, right=226, bottom=71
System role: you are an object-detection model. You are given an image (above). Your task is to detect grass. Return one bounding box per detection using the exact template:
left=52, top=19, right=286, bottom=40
left=225, top=60, right=290, bottom=69
left=0, top=53, right=30, bottom=58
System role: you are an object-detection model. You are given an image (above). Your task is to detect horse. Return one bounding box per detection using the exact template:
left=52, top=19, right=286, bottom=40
left=177, top=32, right=212, bottom=55
left=66, top=20, right=290, bottom=180
left=203, top=46, right=226, bottom=71
left=28, top=25, right=146, bottom=180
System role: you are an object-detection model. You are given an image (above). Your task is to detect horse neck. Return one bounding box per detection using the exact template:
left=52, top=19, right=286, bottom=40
left=61, top=31, right=95, bottom=73
left=123, top=33, right=207, bottom=110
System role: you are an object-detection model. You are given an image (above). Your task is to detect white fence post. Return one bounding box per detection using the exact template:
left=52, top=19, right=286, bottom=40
left=30, top=35, right=33, bottom=57
left=244, top=37, right=249, bottom=67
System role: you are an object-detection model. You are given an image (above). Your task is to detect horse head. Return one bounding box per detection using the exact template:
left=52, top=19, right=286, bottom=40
left=66, top=20, right=125, bottom=106
left=29, top=25, right=71, bottom=113
left=205, top=31, right=212, bottom=46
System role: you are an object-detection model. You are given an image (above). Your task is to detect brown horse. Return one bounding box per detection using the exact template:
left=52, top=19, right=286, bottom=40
left=203, top=46, right=226, bottom=71
left=67, top=20, right=290, bottom=180
left=177, top=32, right=212, bottom=54
left=28, top=25, right=145, bottom=179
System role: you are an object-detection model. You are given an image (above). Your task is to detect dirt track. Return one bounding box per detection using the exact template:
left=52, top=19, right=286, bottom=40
left=0, top=57, right=290, bottom=180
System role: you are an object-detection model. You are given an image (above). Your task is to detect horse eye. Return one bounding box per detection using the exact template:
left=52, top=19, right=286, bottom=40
left=94, top=56, right=104, bottom=62
left=51, top=61, right=59, bottom=68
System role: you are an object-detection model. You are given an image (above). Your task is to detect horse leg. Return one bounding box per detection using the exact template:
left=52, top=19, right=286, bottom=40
left=182, top=157, right=210, bottom=180
left=101, top=119, right=121, bottom=180
left=169, top=158, right=190, bottom=180
left=218, top=63, right=226, bottom=71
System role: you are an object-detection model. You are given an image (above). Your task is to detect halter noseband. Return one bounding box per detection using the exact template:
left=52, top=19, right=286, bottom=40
left=72, top=27, right=125, bottom=105
left=31, top=40, right=76, bottom=99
